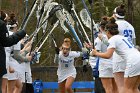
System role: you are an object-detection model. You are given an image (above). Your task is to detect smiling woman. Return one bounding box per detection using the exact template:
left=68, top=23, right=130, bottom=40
left=53, top=38, right=83, bottom=93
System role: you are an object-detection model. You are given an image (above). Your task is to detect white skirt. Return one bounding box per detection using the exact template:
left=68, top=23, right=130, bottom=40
left=99, top=60, right=113, bottom=78
left=113, top=52, right=126, bottom=73
left=2, top=74, right=8, bottom=79
left=8, top=71, right=19, bottom=80
left=58, top=73, right=76, bottom=83
left=124, top=60, right=140, bottom=77
left=99, top=67, right=114, bottom=78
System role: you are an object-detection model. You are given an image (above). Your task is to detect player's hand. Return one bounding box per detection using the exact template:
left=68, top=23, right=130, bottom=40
left=98, top=33, right=103, bottom=40
left=83, top=42, right=92, bottom=49
left=26, top=53, right=33, bottom=61
left=90, top=49, right=97, bottom=56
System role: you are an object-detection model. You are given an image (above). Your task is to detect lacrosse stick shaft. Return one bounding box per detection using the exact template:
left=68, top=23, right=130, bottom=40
left=66, top=20, right=83, bottom=48
left=34, top=22, right=49, bottom=49
left=51, top=33, right=57, bottom=47
left=20, top=0, right=39, bottom=30
left=72, top=6, right=91, bottom=45
left=36, top=20, right=59, bottom=52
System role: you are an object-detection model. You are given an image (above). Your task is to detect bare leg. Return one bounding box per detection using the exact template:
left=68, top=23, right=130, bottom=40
left=101, top=78, right=113, bottom=93
left=2, top=78, right=8, bottom=93
left=124, top=75, right=140, bottom=93
left=59, top=80, right=66, bottom=93
left=114, top=72, right=124, bottom=93
left=112, top=78, right=119, bottom=93
left=13, top=79, right=23, bottom=93
left=7, top=80, right=16, bottom=93
left=65, top=76, right=75, bottom=93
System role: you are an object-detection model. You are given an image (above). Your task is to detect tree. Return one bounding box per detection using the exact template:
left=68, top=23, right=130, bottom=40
left=127, top=0, right=134, bottom=24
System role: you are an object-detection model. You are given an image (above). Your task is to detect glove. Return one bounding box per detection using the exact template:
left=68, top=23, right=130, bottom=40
left=14, top=29, right=26, bottom=41
left=82, top=48, right=89, bottom=59
left=55, top=47, right=60, bottom=54
left=83, top=65, right=88, bottom=73
left=30, top=52, right=41, bottom=64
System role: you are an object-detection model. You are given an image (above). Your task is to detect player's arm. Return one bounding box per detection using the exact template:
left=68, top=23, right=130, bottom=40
left=91, top=48, right=115, bottom=59
left=13, top=50, right=32, bottom=63
left=0, top=21, right=26, bottom=47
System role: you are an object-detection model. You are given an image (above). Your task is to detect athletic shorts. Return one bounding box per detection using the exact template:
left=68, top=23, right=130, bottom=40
left=124, top=61, right=140, bottom=77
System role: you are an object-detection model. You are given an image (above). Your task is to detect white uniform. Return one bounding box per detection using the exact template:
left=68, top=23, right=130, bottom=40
left=95, top=34, right=113, bottom=77
left=3, top=32, right=13, bottom=79
left=25, top=62, right=32, bottom=83
left=113, top=19, right=136, bottom=73
left=8, top=41, right=21, bottom=80
left=89, top=56, right=96, bottom=68
left=57, top=51, right=81, bottom=83
left=20, top=62, right=32, bottom=83
left=18, top=40, right=32, bottom=83
left=108, top=35, right=140, bottom=77
left=5, top=31, right=21, bottom=80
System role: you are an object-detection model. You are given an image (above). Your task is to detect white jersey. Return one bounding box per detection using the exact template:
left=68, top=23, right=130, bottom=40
left=108, top=35, right=140, bottom=77
left=57, top=51, right=81, bottom=76
left=113, top=19, right=135, bottom=67
left=5, top=31, right=14, bottom=69
left=9, top=40, right=21, bottom=72
left=89, top=56, right=96, bottom=68
left=116, top=19, right=136, bottom=41
left=94, top=33, right=112, bottom=68
left=108, top=35, right=140, bottom=64
left=5, top=31, right=21, bottom=80
left=25, top=62, right=32, bottom=83
left=19, top=62, right=32, bottom=83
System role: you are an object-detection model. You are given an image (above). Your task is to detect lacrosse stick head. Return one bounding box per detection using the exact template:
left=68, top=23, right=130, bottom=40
left=80, top=9, right=91, bottom=29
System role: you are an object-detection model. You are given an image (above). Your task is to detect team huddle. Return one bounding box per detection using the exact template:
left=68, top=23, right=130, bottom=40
left=0, top=2, right=140, bottom=93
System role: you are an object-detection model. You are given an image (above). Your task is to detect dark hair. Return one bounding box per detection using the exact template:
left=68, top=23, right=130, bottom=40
left=8, top=13, right=18, bottom=30
left=8, top=13, right=17, bottom=25
left=105, top=17, right=119, bottom=35
left=99, top=16, right=109, bottom=30
left=0, top=10, right=7, bottom=21
left=116, top=4, right=125, bottom=17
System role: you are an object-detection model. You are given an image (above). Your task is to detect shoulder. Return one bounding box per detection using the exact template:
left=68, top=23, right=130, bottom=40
left=109, top=35, right=121, bottom=42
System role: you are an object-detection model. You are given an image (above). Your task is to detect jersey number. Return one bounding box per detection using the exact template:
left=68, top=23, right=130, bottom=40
left=123, top=30, right=132, bottom=39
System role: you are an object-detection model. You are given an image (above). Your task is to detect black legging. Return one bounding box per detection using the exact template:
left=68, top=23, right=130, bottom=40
left=94, top=78, right=105, bottom=93
left=21, top=83, right=34, bottom=93
left=0, top=78, right=2, bottom=93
